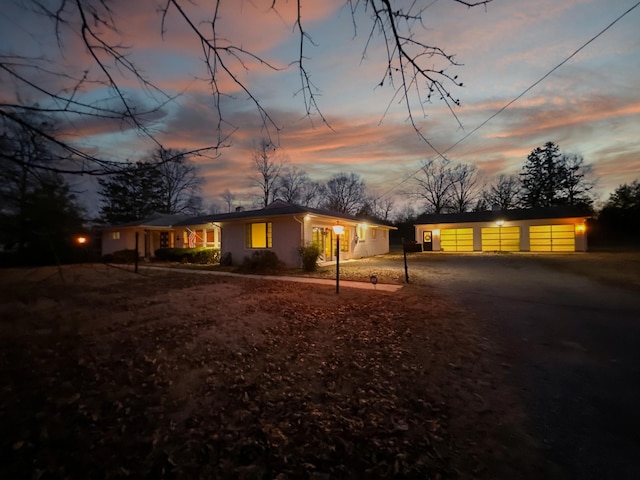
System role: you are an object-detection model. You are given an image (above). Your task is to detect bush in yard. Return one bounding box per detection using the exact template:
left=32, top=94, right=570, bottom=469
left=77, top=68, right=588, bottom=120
left=154, top=248, right=220, bottom=264
left=241, top=250, right=284, bottom=273
left=298, top=243, right=321, bottom=272
left=103, top=249, right=138, bottom=263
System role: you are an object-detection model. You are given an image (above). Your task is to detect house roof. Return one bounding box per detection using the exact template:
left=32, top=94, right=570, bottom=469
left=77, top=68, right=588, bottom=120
left=415, top=206, right=592, bottom=225
left=176, top=200, right=396, bottom=229
left=103, top=213, right=190, bottom=229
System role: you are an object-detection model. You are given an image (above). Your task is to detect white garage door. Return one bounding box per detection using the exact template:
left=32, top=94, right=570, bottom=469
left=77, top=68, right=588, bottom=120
left=530, top=225, right=575, bottom=252
left=440, top=228, right=474, bottom=252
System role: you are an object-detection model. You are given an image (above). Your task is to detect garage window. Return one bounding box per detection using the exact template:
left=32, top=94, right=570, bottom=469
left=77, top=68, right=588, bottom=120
left=482, top=226, right=520, bottom=252
left=530, top=225, right=575, bottom=252
left=440, top=228, right=474, bottom=252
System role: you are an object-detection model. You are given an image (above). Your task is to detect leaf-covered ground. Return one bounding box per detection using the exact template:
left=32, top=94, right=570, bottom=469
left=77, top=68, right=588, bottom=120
left=0, top=264, right=542, bottom=479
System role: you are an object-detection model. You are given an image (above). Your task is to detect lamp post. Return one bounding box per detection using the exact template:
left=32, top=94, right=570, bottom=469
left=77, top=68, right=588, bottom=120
left=332, top=224, right=344, bottom=294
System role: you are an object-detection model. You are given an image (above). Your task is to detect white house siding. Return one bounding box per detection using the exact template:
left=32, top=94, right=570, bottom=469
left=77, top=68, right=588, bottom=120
left=415, top=217, right=588, bottom=252
left=102, top=228, right=166, bottom=258
left=101, top=229, right=136, bottom=256
left=352, top=226, right=391, bottom=258
left=220, top=216, right=304, bottom=268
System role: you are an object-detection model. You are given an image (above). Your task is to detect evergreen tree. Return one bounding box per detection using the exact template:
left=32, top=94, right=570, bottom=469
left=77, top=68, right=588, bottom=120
left=598, top=180, right=640, bottom=239
left=0, top=116, right=86, bottom=265
left=520, top=141, right=562, bottom=208
left=520, top=142, right=594, bottom=208
left=98, top=162, right=165, bottom=224
left=98, top=149, right=204, bottom=224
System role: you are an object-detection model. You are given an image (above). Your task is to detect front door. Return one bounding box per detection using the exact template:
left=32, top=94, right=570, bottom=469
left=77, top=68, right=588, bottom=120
left=423, top=231, right=433, bottom=251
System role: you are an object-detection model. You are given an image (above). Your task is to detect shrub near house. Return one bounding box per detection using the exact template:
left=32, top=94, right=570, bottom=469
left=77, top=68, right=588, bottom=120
left=154, top=248, right=220, bottom=264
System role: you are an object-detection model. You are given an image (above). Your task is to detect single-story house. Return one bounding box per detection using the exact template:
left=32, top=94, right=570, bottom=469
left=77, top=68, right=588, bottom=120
left=101, top=213, right=221, bottom=258
left=100, top=201, right=396, bottom=267
left=177, top=200, right=396, bottom=268
left=414, top=206, right=591, bottom=253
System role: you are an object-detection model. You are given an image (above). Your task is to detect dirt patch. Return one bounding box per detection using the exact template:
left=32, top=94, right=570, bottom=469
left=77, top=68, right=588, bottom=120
left=1, top=264, right=544, bottom=479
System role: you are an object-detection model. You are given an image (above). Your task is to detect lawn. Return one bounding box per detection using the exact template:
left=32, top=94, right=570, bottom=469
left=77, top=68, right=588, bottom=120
left=304, top=250, right=640, bottom=292
left=0, top=264, right=541, bottom=479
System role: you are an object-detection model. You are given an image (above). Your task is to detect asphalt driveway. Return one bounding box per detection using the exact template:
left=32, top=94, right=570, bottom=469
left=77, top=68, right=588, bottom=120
left=402, top=253, right=640, bottom=479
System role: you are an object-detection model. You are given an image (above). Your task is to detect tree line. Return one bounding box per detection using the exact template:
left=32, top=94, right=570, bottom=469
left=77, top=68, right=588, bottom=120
left=2, top=116, right=639, bottom=267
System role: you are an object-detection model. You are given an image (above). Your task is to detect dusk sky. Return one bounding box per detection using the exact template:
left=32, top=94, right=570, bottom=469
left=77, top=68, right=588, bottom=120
left=2, top=0, right=639, bottom=215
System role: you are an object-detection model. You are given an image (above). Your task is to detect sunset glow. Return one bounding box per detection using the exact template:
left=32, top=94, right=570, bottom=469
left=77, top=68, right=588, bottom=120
left=2, top=0, right=639, bottom=213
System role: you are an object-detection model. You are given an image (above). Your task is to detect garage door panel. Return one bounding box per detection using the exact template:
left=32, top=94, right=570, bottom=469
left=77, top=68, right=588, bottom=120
left=529, top=224, right=575, bottom=251
left=481, top=227, right=520, bottom=251
left=441, top=228, right=474, bottom=252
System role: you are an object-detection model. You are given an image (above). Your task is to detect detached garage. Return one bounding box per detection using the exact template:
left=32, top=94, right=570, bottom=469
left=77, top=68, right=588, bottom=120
left=415, top=206, right=590, bottom=253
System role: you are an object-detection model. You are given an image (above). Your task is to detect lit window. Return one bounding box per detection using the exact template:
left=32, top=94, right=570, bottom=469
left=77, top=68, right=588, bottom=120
left=112, top=232, right=120, bottom=240
left=246, top=222, right=272, bottom=248
left=341, top=228, right=350, bottom=252
left=357, top=224, right=366, bottom=242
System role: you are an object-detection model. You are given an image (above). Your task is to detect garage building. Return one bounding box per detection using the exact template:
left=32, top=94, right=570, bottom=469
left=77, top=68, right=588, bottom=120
left=414, top=206, right=590, bottom=253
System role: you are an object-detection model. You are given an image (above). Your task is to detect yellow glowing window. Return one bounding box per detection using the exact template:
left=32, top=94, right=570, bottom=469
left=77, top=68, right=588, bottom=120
left=530, top=225, right=575, bottom=252
left=357, top=225, right=366, bottom=242
left=245, top=222, right=272, bottom=249
left=111, top=231, right=120, bottom=240
left=441, top=228, right=474, bottom=252
left=333, top=227, right=350, bottom=252
left=481, top=226, right=520, bottom=252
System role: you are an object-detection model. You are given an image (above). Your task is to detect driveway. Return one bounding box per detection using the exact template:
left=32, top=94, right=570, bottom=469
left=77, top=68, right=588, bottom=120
left=402, top=254, right=640, bottom=479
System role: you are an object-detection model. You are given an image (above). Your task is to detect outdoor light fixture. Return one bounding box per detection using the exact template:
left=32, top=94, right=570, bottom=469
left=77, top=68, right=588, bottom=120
left=332, top=224, right=344, bottom=294
left=576, top=223, right=586, bottom=233
left=75, top=235, right=88, bottom=245
left=304, top=214, right=311, bottom=221
left=496, top=220, right=505, bottom=227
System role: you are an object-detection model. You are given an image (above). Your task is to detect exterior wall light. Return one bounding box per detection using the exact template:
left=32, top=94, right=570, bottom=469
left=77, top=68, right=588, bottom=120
left=75, top=235, right=88, bottom=245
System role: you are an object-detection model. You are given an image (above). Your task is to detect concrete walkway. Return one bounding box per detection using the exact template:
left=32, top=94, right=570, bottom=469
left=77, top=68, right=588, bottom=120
left=140, top=265, right=403, bottom=292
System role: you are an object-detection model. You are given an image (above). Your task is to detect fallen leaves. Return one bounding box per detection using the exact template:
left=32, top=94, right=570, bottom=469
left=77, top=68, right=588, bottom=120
left=0, top=266, right=521, bottom=479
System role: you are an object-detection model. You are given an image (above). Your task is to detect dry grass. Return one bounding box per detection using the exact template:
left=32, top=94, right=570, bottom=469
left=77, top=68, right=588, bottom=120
left=0, top=264, right=544, bottom=479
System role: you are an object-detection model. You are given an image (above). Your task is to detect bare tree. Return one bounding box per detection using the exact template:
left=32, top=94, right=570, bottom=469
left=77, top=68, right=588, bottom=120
left=1, top=1, right=491, bottom=177
left=154, top=149, right=205, bottom=215
left=324, top=172, right=367, bottom=215
left=559, top=153, right=595, bottom=207
left=361, top=195, right=395, bottom=222
left=449, top=163, right=481, bottom=213
left=299, top=181, right=325, bottom=208
left=413, top=158, right=454, bottom=214
left=277, top=166, right=311, bottom=204
left=251, top=139, right=283, bottom=208
left=208, top=202, right=222, bottom=214
left=482, top=173, right=521, bottom=210
left=220, top=189, right=236, bottom=213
